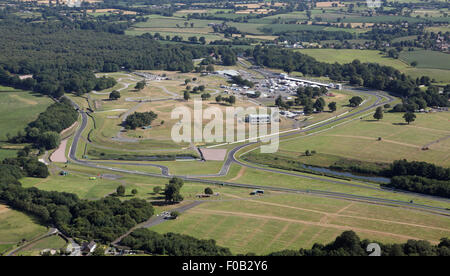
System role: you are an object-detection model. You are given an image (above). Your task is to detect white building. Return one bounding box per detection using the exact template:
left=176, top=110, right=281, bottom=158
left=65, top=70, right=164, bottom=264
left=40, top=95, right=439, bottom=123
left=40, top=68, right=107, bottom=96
left=245, top=114, right=271, bottom=124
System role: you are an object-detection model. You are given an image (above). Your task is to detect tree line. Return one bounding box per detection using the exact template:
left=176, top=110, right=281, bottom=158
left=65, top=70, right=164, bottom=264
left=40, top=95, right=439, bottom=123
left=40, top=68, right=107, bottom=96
left=380, top=159, right=450, bottom=198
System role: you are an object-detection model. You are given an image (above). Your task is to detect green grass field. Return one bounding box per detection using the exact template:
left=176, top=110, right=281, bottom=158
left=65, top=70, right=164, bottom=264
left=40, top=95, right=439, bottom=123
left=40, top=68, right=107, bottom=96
left=296, top=49, right=409, bottom=70
left=277, top=112, right=450, bottom=167
left=399, top=50, right=450, bottom=70
left=0, top=86, right=53, bottom=141
left=150, top=192, right=450, bottom=254
left=0, top=205, right=48, bottom=255
left=15, top=235, right=67, bottom=256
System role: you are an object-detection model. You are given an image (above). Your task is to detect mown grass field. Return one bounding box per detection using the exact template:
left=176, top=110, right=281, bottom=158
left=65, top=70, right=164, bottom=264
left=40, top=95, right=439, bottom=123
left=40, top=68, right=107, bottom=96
left=0, top=86, right=53, bottom=141
left=399, top=50, right=450, bottom=70
left=150, top=192, right=450, bottom=254
left=0, top=204, right=48, bottom=255
left=277, top=112, right=450, bottom=167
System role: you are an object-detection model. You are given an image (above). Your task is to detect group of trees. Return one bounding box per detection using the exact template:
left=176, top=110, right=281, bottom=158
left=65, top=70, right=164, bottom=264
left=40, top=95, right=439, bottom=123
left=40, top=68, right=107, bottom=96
left=292, top=86, right=335, bottom=114
left=230, top=75, right=254, bottom=88
left=2, top=156, right=49, bottom=180
left=215, top=95, right=236, bottom=105
left=381, top=160, right=450, bottom=198
left=390, top=86, right=450, bottom=113
left=135, top=80, right=146, bottom=91
left=386, top=160, right=450, bottom=180
left=116, top=185, right=138, bottom=197
left=349, top=96, right=364, bottom=107
left=124, top=111, right=158, bottom=130
left=164, top=177, right=184, bottom=203
left=120, top=228, right=232, bottom=256
left=109, top=90, right=121, bottom=100
left=9, top=99, right=78, bottom=150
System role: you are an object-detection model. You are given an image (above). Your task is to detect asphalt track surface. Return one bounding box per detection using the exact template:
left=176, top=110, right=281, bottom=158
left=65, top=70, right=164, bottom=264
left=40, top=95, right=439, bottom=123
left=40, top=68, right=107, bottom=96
left=66, top=84, right=450, bottom=216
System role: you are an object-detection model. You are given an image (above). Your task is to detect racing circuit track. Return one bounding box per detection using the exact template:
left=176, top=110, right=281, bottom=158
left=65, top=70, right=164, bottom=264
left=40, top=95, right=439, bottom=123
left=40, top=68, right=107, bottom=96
left=65, top=76, right=450, bottom=216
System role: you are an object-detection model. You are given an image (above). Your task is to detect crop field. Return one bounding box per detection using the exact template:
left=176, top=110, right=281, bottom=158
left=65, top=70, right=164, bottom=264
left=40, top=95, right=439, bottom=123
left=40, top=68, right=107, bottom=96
left=150, top=192, right=450, bottom=254
left=399, top=50, right=450, bottom=70
left=0, top=86, right=53, bottom=141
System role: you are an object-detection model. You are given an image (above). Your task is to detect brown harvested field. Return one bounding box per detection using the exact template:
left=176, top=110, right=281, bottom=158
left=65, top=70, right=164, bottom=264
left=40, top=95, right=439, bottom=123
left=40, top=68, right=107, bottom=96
left=177, top=9, right=209, bottom=13
left=235, top=4, right=264, bottom=9
left=316, top=1, right=345, bottom=8
left=87, top=9, right=136, bottom=15
left=236, top=9, right=275, bottom=14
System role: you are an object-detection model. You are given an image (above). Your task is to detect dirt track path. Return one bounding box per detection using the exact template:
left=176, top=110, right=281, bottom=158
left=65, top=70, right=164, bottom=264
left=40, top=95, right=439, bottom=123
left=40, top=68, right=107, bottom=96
left=229, top=167, right=246, bottom=181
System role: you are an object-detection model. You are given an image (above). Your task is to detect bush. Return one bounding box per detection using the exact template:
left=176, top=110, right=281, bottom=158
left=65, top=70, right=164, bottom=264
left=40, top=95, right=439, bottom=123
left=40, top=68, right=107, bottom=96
left=124, top=111, right=158, bottom=130
left=204, top=187, right=213, bottom=195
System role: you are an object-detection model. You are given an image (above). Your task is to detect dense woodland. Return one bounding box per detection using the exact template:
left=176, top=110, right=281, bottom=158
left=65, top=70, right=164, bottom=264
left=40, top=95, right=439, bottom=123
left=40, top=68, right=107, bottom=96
left=0, top=17, right=205, bottom=97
